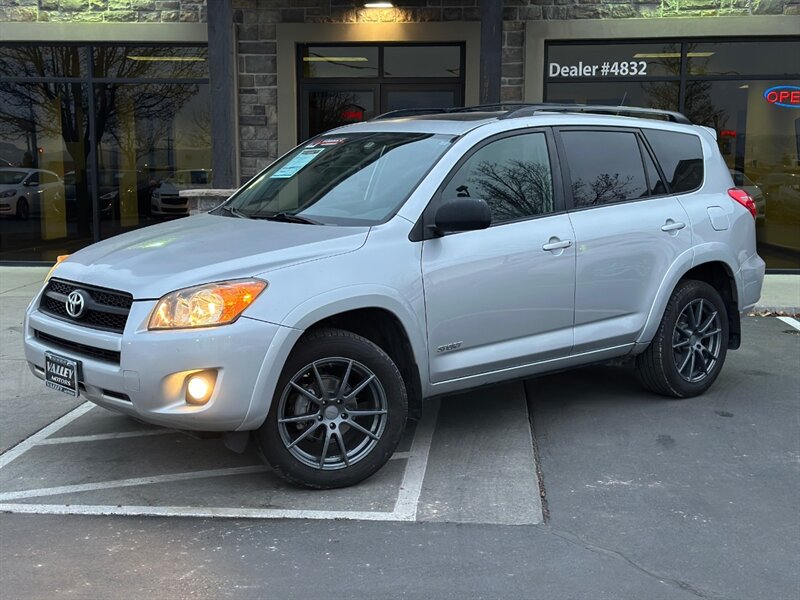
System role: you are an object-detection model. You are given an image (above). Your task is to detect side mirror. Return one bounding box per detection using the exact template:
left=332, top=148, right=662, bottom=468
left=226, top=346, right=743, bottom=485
left=24, top=179, right=38, bottom=187
left=432, top=198, right=492, bottom=235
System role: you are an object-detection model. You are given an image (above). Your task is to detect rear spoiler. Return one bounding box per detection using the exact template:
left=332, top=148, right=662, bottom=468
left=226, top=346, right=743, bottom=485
left=697, top=125, right=718, bottom=141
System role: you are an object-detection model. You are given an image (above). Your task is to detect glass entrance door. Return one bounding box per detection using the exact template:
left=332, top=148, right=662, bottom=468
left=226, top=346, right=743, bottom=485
left=297, top=43, right=465, bottom=141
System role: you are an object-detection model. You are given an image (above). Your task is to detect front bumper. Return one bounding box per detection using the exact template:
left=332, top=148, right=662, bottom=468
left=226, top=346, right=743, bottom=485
left=25, top=295, right=285, bottom=431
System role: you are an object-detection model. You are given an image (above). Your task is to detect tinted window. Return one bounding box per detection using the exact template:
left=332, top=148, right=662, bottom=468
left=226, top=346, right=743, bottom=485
left=643, top=130, right=704, bottom=194
left=40, top=172, right=59, bottom=184
left=642, top=146, right=666, bottom=195
left=561, top=131, right=649, bottom=208
left=442, top=133, right=555, bottom=223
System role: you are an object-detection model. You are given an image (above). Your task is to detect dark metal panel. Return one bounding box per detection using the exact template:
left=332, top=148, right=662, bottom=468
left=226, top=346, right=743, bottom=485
left=207, top=0, right=237, bottom=188
left=479, top=0, right=503, bottom=104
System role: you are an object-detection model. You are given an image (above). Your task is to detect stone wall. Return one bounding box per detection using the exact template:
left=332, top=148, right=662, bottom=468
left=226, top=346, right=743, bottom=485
left=0, top=0, right=207, bottom=22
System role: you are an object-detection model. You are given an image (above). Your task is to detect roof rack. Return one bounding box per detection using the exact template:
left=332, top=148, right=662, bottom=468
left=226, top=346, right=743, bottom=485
left=371, top=103, right=692, bottom=125
left=499, top=103, right=692, bottom=124
left=371, top=103, right=534, bottom=121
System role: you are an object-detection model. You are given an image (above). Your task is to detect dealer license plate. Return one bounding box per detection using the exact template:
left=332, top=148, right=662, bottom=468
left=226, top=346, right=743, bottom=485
left=44, top=352, right=80, bottom=397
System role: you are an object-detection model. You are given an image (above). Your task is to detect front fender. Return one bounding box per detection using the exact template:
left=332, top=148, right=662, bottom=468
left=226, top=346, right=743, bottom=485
left=237, top=285, right=429, bottom=431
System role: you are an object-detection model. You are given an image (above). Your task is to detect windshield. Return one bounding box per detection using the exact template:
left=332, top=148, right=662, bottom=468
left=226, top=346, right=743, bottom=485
left=220, top=132, right=453, bottom=225
left=0, top=170, right=27, bottom=185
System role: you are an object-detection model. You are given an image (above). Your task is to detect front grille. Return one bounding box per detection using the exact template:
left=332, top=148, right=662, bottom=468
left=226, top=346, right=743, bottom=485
left=159, top=197, right=185, bottom=206
left=40, top=278, right=133, bottom=333
left=34, top=329, right=121, bottom=364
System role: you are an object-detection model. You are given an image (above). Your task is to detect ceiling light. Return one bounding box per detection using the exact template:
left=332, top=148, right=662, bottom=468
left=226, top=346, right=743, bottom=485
left=303, top=56, right=369, bottom=62
left=127, top=55, right=206, bottom=62
left=364, top=2, right=394, bottom=7
left=739, top=84, right=749, bottom=89
left=632, top=52, right=714, bottom=59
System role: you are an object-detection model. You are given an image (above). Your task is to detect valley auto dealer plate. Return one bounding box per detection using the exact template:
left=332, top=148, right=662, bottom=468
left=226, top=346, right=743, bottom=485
left=45, top=352, right=80, bottom=397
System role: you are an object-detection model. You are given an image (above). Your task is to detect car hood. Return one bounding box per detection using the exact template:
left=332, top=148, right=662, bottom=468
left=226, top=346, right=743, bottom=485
left=54, top=213, right=369, bottom=299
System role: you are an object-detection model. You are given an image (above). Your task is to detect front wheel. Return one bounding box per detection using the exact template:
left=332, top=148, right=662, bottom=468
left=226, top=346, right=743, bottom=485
left=636, top=280, right=729, bottom=398
left=256, top=328, right=408, bottom=489
left=15, top=198, right=29, bottom=220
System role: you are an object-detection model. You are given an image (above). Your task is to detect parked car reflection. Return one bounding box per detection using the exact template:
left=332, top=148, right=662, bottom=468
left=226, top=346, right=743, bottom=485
left=151, top=169, right=212, bottom=217
left=0, top=168, right=64, bottom=220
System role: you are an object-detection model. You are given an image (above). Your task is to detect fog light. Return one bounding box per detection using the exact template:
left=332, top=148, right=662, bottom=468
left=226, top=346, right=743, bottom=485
left=185, top=371, right=216, bottom=405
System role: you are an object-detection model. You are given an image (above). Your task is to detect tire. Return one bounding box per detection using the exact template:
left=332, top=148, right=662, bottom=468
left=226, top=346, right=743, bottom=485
left=15, top=198, right=29, bottom=220
left=256, top=327, right=408, bottom=489
left=636, top=280, right=729, bottom=398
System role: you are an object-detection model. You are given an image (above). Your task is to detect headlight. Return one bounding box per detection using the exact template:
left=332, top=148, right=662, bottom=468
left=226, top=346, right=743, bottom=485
left=148, top=279, right=267, bottom=330
left=0, top=189, right=17, bottom=198
left=45, top=255, right=70, bottom=281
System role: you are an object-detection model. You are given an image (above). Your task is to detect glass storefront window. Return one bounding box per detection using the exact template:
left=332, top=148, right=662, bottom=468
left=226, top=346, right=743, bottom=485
left=544, top=81, right=680, bottom=112
left=0, top=81, right=92, bottom=261
left=687, top=41, right=800, bottom=77
left=0, top=43, right=209, bottom=262
left=302, top=46, right=379, bottom=78
left=384, top=46, right=461, bottom=78
left=96, top=83, right=211, bottom=239
left=547, top=43, right=683, bottom=79
left=0, top=45, right=85, bottom=79
left=93, top=45, right=208, bottom=80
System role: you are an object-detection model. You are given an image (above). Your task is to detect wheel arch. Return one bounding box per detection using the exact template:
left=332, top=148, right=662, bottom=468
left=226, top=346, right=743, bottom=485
left=239, top=288, right=428, bottom=431
left=638, top=249, right=741, bottom=350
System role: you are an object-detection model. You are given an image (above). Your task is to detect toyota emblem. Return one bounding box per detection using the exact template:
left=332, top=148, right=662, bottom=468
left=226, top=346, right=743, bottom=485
left=65, top=290, right=87, bottom=318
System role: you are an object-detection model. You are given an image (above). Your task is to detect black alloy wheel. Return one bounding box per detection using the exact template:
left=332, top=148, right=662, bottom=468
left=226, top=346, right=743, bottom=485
left=636, top=279, right=729, bottom=398
left=257, top=328, right=407, bottom=489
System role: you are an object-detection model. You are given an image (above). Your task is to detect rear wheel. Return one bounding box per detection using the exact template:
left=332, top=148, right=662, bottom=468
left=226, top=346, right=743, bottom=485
left=15, top=198, right=29, bottom=220
left=256, top=328, right=407, bottom=489
left=636, top=280, right=729, bottom=398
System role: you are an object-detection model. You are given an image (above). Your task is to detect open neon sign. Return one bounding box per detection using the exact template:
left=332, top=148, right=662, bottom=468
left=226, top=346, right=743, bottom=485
left=764, top=85, right=800, bottom=108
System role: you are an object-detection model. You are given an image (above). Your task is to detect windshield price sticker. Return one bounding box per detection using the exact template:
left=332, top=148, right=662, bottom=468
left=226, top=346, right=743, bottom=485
left=270, top=147, right=326, bottom=179
left=549, top=60, right=648, bottom=78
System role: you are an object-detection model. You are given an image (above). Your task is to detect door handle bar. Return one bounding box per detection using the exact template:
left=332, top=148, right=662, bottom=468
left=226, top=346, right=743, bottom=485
left=542, top=239, right=573, bottom=251
left=661, top=221, right=686, bottom=232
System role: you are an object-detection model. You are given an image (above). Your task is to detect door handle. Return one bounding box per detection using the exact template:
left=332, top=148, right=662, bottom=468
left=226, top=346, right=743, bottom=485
left=542, top=239, right=573, bottom=251
left=661, top=220, right=686, bottom=232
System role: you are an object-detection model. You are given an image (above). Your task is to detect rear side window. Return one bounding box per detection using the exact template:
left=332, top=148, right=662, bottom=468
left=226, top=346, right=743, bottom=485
left=560, top=130, right=649, bottom=208
left=643, top=130, right=704, bottom=194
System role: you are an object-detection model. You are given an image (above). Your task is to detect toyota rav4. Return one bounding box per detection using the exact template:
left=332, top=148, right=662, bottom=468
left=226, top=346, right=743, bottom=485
left=24, top=104, right=765, bottom=488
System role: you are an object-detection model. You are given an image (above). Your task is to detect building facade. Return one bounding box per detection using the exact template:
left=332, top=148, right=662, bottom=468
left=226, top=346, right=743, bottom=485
left=0, top=0, right=798, bottom=269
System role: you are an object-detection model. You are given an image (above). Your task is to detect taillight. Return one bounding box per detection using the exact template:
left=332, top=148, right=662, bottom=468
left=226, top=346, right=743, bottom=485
left=728, top=188, right=757, bottom=219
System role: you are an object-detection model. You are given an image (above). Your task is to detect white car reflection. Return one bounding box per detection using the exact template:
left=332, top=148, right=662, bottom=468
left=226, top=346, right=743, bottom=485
left=151, top=169, right=212, bottom=217
left=0, top=168, right=65, bottom=220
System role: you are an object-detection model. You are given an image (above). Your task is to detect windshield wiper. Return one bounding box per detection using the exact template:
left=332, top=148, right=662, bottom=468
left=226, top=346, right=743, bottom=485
left=257, top=212, right=322, bottom=225
left=217, top=205, right=249, bottom=219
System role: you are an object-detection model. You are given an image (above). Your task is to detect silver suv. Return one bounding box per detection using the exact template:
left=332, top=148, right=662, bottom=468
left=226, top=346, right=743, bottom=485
left=24, top=105, right=765, bottom=488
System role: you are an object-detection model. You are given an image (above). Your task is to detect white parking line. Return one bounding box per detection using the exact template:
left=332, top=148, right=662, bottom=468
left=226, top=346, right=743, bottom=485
left=0, top=503, right=403, bottom=521
left=0, top=402, right=94, bottom=469
left=393, top=399, right=440, bottom=521
left=37, top=429, right=179, bottom=445
left=0, top=465, right=271, bottom=501
left=777, top=316, right=800, bottom=331
left=0, top=400, right=438, bottom=522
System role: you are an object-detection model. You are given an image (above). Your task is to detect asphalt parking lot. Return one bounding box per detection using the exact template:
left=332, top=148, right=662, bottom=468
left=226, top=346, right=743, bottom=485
left=1, top=268, right=799, bottom=599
